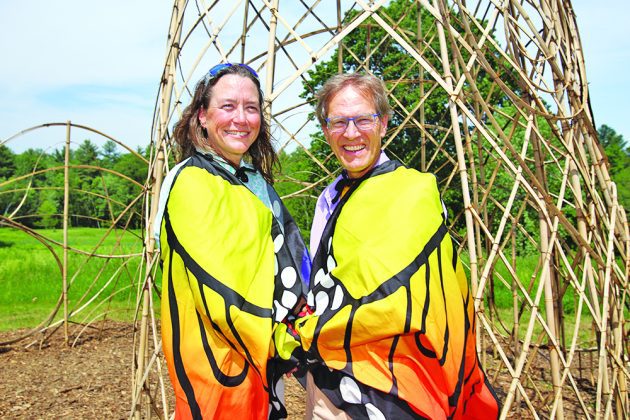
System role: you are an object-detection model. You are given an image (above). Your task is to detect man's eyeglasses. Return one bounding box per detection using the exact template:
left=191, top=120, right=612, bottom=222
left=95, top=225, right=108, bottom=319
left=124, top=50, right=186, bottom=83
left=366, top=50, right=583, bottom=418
left=325, top=113, right=381, bottom=133
left=206, top=63, right=259, bottom=80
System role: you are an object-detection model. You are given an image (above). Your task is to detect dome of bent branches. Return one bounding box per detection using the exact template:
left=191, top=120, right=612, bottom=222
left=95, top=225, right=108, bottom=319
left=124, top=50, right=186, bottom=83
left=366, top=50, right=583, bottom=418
left=135, top=1, right=629, bottom=419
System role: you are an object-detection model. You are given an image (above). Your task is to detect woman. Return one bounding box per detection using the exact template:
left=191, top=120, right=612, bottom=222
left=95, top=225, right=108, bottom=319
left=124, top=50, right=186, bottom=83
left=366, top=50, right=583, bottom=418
left=155, top=63, right=310, bottom=419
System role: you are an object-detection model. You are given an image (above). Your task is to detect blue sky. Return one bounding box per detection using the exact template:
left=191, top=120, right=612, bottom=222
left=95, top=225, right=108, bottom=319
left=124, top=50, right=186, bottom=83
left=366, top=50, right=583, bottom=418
left=0, top=0, right=169, bottom=153
left=0, top=1, right=628, bottom=153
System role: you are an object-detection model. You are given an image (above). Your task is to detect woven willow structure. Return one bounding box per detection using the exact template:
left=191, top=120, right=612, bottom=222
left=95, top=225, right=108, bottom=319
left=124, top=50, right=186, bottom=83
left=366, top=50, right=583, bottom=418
left=0, top=122, right=147, bottom=346
left=130, top=1, right=629, bottom=418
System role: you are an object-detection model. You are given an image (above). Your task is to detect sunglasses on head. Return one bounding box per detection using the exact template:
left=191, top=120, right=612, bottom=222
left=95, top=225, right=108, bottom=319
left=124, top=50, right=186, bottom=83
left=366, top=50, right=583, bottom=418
left=206, top=63, right=259, bottom=81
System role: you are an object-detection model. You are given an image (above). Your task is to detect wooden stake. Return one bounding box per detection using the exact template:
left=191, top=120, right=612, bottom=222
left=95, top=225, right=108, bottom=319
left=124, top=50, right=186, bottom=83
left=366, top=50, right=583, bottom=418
left=63, top=120, right=71, bottom=346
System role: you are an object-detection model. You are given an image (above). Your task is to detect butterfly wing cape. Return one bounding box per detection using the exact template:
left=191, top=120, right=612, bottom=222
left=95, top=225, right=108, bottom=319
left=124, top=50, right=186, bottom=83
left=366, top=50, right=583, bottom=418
left=296, top=161, right=500, bottom=419
left=160, top=154, right=309, bottom=419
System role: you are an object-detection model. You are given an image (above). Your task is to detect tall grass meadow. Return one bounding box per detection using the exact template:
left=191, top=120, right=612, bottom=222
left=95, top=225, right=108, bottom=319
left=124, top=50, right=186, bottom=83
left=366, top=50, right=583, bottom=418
left=0, top=227, right=149, bottom=330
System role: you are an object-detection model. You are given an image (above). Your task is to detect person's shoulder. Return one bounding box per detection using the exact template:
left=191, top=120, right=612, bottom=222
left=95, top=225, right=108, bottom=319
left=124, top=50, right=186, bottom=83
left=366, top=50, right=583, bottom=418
left=324, top=176, right=341, bottom=190
left=160, top=158, right=191, bottom=190
left=172, top=156, right=194, bottom=172
left=384, top=161, right=437, bottom=184
left=403, top=166, right=437, bottom=182
left=379, top=164, right=441, bottom=200
left=170, top=156, right=230, bottom=190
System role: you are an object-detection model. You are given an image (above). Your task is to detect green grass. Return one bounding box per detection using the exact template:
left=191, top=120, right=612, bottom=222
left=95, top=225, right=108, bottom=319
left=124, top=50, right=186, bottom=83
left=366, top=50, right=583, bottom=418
left=0, top=227, right=604, bottom=347
left=0, top=227, right=150, bottom=330
left=462, top=252, right=598, bottom=346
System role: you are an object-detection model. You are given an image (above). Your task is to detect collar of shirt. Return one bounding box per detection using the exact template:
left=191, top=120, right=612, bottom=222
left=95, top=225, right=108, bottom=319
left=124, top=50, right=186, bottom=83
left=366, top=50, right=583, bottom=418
left=194, top=147, right=255, bottom=174
left=195, top=147, right=272, bottom=210
left=323, top=150, right=390, bottom=209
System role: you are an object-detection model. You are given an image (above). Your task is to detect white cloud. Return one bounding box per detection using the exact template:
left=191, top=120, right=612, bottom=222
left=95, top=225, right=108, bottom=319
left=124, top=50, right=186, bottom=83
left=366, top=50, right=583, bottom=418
left=0, top=0, right=169, bottom=151
left=0, top=0, right=167, bottom=88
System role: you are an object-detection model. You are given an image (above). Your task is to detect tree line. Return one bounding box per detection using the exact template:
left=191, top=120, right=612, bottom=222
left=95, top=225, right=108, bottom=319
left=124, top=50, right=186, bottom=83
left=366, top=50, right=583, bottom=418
left=0, top=124, right=626, bottom=249
left=0, top=140, right=148, bottom=230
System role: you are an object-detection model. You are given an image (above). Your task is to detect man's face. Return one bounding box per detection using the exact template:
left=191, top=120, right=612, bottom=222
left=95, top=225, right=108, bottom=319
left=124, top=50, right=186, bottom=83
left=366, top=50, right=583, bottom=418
left=323, top=85, right=388, bottom=179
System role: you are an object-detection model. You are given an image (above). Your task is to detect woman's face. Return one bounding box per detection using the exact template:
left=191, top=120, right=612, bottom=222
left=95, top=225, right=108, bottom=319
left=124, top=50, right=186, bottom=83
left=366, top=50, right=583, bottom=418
left=199, top=74, right=261, bottom=165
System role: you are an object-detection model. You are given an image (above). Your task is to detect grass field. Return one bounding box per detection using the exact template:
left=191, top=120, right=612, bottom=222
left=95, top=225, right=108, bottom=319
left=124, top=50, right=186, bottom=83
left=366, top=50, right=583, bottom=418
left=459, top=252, right=596, bottom=346
left=0, top=227, right=150, bottom=331
left=0, top=227, right=596, bottom=346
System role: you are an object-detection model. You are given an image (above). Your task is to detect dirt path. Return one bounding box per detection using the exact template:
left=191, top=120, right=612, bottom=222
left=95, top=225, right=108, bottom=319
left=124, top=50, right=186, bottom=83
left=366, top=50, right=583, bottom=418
left=0, top=320, right=596, bottom=418
left=0, top=321, right=305, bottom=419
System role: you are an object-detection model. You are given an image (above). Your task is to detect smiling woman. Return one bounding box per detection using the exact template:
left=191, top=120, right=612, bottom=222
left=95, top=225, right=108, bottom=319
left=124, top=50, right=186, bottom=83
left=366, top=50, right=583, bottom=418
left=153, top=63, right=310, bottom=419
left=198, top=74, right=262, bottom=166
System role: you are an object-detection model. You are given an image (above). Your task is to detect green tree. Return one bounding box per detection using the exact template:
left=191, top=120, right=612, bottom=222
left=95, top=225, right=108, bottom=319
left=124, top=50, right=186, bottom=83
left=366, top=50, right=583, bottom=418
left=2, top=143, right=150, bottom=229
left=9, top=148, right=51, bottom=226
left=0, top=145, right=16, bottom=179
left=108, top=152, right=148, bottom=229
left=275, top=149, right=321, bottom=239
left=70, top=140, right=102, bottom=227
left=0, top=145, right=17, bottom=216
left=36, top=191, right=59, bottom=229
left=598, top=125, right=630, bottom=217
left=74, top=140, right=100, bottom=169
left=101, top=140, right=121, bottom=169
left=114, top=151, right=148, bottom=185
left=599, top=125, right=629, bottom=169
left=485, top=104, right=557, bottom=254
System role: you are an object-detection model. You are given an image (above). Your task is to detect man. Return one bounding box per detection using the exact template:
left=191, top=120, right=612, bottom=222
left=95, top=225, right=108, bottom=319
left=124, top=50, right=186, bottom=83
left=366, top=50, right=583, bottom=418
left=295, top=73, right=500, bottom=419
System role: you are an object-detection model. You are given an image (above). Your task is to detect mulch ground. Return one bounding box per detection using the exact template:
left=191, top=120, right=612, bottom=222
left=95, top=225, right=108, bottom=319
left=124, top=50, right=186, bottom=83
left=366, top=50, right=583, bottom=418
left=0, top=320, right=597, bottom=419
left=0, top=321, right=304, bottom=419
